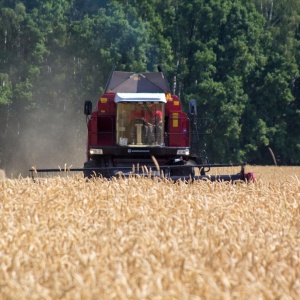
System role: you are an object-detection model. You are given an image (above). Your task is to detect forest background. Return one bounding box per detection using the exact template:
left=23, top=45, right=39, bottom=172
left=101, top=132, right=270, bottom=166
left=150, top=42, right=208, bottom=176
left=0, top=0, right=300, bottom=177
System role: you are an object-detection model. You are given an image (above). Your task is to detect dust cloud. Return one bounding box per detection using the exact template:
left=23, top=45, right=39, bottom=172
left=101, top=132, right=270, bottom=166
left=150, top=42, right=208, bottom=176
left=0, top=169, right=5, bottom=180
left=3, top=105, right=88, bottom=178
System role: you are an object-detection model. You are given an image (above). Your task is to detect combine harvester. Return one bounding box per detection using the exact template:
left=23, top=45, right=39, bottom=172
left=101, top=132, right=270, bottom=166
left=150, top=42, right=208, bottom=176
left=30, top=66, right=254, bottom=182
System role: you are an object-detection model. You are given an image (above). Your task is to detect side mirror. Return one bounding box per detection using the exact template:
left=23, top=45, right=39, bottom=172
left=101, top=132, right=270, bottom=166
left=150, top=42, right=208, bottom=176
left=84, top=100, right=92, bottom=115
left=189, top=99, right=197, bottom=116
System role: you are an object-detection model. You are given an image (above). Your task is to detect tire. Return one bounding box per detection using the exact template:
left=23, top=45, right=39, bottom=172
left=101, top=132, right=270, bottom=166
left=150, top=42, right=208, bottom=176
left=171, top=160, right=197, bottom=177
left=184, top=160, right=197, bottom=177
left=83, top=161, right=98, bottom=178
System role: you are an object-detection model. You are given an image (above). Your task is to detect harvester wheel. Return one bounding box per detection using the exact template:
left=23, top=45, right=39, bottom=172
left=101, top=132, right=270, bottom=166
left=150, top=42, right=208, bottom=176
left=83, top=161, right=97, bottom=178
left=185, top=160, right=197, bottom=177
left=170, top=159, right=197, bottom=178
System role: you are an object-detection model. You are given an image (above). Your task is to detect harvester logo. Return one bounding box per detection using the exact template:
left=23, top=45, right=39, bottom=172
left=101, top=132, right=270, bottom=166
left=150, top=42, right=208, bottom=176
left=128, top=149, right=149, bottom=153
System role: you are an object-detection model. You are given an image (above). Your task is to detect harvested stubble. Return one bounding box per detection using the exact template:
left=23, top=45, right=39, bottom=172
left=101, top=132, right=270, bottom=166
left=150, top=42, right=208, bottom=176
left=0, top=167, right=300, bottom=299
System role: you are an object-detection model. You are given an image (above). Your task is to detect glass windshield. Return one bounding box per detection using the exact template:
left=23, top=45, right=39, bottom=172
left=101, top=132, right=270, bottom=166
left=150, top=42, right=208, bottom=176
left=116, top=102, right=164, bottom=146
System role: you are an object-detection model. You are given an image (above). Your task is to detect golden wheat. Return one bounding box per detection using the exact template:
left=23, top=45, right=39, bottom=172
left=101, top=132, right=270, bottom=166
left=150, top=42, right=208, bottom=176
left=0, top=166, right=300, bottom=299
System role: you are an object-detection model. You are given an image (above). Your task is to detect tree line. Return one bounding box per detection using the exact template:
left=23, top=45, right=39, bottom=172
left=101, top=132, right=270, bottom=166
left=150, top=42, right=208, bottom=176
left=0, top=0, right=300, bottom=176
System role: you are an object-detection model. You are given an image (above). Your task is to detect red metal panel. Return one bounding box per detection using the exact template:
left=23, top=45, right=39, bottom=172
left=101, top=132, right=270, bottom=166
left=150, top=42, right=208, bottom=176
left=93, top=93, right=116, bottom=146
left=97, top=116, right=115, bottom=146
left=168, top=112, right=189, bottom=147
left=165, top=94, right=182, bottom=116
left=89, top=112, right=98, bottom=146
left=97, top=93, right=116, bottom=115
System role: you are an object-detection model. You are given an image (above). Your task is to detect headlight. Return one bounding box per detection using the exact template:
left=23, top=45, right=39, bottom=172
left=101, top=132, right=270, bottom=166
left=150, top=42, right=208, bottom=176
left=177, top=149, right=189, bottom=155
left=89, top=148, right=103, bottom=155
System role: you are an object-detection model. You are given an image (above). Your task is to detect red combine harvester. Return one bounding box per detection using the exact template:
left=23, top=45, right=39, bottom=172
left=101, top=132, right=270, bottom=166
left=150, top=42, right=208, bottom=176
left=30, top=66, right=254, bottom=182
left=81, top=66, right=254, bottom=182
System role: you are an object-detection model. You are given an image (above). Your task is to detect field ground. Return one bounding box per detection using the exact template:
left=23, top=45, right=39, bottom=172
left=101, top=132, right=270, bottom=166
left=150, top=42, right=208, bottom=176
left=0, top=166, right=300, bottom=299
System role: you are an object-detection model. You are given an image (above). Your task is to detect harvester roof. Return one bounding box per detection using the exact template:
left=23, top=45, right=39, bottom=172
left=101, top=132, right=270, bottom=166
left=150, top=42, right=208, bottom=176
left=105, top=71, right=170, bottom=93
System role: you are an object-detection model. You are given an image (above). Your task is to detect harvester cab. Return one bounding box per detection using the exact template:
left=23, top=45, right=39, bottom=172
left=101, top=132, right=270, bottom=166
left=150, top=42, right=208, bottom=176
left=115, top=93, right=165, bottom=146
left=85, top=93, right=165, bottom=146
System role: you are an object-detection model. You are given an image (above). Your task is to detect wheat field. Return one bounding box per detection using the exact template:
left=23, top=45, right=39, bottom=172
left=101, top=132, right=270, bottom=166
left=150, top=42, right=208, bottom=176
left=0, top=166, right=300, bottom=299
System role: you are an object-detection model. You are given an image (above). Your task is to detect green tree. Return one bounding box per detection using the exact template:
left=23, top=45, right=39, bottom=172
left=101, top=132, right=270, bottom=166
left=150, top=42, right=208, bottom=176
left=169, top=0, right=264, bottom=162
left=1, top=0, right=300, bottom=175
left=245, top=0, right=300, bottom=164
